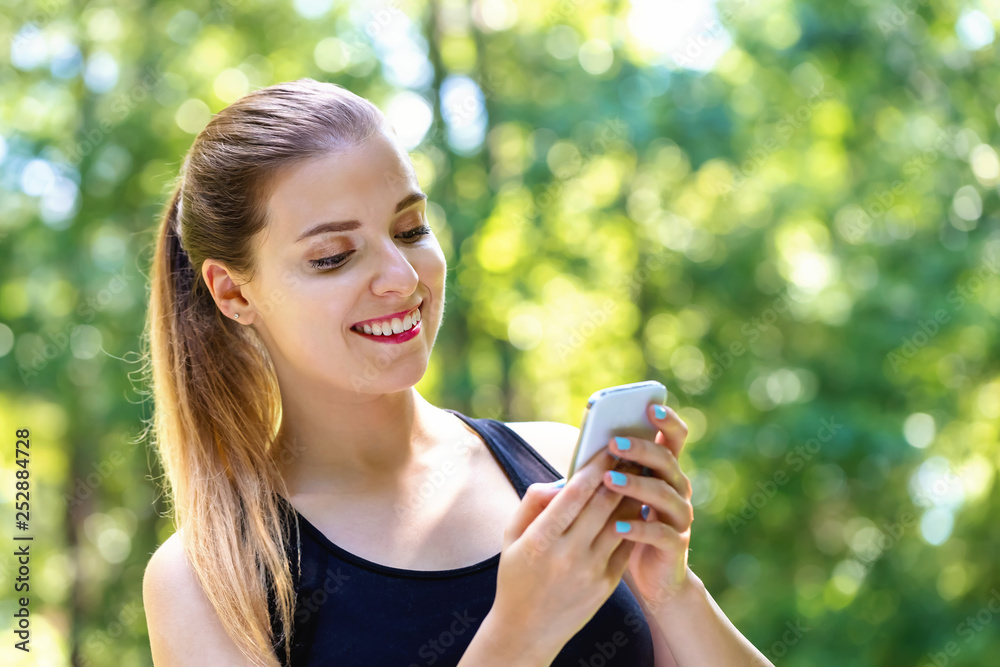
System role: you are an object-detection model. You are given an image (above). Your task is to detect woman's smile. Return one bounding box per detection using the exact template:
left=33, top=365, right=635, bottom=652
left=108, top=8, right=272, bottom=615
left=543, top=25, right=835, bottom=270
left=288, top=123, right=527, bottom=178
left=349, top=303, right=423, bottom=344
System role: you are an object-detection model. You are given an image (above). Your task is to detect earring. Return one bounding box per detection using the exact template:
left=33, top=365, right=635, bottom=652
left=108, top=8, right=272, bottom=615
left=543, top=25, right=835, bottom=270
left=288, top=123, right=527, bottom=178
left=233, top=313, right=240, bottom=319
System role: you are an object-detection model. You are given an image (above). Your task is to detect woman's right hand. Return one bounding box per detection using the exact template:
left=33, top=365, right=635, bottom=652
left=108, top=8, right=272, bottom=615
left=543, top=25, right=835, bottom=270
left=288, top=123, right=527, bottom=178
left=489, top=447, right=642, bottom=660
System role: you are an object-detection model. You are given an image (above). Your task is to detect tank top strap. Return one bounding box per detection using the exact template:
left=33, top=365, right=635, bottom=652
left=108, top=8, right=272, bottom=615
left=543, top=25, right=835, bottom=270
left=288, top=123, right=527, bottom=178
left=443, top=408, right=562, bottom=498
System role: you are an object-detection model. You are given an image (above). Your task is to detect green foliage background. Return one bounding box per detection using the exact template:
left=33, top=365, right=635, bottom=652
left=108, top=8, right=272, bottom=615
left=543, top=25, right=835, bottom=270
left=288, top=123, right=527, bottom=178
left=1, top=0, right=998, bottom=665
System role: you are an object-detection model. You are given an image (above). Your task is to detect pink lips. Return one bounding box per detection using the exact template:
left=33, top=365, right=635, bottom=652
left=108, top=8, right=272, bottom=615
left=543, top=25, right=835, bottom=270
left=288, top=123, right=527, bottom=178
left=351, top=306, right=422, bottom=344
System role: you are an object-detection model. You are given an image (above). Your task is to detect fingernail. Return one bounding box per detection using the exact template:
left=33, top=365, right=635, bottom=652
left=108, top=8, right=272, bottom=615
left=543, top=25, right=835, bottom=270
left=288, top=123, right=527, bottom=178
left=654, top=405, right=668, bottom=420
left=616, top=520, right=632, bottom=533
left=641, top=504, right=650, bottom=520
left=614, top=436, right=631, bottom=450
left=609, top=470, right=627, bottom=487
left=553, top=477, right=567, bottom=488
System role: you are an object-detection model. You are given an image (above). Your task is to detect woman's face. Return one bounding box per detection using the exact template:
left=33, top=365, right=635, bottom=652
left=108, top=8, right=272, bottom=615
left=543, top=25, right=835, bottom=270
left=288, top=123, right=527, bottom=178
left=235, top=129, right=446, bottom=395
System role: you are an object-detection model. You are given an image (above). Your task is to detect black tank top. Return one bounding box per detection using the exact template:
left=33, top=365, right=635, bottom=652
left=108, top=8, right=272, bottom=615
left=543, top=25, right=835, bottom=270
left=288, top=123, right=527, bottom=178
left=268, top=408, right=657, bottom=666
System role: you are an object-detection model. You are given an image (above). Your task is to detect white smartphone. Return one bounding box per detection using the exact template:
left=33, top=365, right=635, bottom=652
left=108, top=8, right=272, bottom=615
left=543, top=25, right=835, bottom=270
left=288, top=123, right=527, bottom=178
left=566, top=380, right=668, bottom=479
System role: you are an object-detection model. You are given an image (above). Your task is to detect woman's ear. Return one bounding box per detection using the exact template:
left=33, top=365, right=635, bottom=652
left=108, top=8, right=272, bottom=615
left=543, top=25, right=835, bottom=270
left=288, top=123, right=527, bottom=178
left=202, top=259, right=255, bottom=324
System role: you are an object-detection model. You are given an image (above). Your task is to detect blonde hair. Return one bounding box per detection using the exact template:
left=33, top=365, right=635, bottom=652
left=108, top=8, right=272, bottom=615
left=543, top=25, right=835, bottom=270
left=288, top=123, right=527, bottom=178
left=140, top=78, right=386, bottom=666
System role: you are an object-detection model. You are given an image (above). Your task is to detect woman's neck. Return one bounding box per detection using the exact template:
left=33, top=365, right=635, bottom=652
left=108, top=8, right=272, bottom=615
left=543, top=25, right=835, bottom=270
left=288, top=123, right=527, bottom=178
left=274, top=387, right=447, bottom=498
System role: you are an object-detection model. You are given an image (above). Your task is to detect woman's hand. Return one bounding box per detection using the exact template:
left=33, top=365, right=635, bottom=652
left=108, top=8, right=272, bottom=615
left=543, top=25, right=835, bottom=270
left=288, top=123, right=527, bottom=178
left=601, top=403, right=696, bottom=613
left=487, top=448, right=638, bottom=664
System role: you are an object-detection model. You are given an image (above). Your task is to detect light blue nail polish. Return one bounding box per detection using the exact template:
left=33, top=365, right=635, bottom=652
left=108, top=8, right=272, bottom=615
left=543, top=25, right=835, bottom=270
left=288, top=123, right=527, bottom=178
left=654, top=405, right=668, bottom=420
left=553, top=477, right=567, bottom=488
left=614, top=436, right=631, bottom=450
left=610, top=470, right=627, bottom=486
left=641, top=504, right=650, bottom=520
left=616, top=520, right=631, bottom=533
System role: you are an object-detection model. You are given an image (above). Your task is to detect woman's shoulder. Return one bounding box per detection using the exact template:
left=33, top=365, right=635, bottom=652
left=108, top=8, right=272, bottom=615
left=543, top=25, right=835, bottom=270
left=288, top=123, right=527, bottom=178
left=143, top=530, right=254, bottom=665
left=501, top=420, right=579, bottom=478
left=143, top=530, right=188, bottom=604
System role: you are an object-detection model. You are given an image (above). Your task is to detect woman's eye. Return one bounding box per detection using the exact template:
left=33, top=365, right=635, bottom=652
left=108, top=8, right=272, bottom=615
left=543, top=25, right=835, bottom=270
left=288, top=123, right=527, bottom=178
left=399, top=224, right=432, bottom=240
left=309, top=250, right=354, bottom=271
left=308, top=226, right=431, bottom=272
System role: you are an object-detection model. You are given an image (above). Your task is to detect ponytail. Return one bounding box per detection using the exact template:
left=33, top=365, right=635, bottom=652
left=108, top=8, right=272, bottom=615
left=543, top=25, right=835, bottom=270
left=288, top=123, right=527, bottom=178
left=139, top=78, right=388, bottom=666
left=166, top=182, right=197, bottom=301
left=143, top=177, right=300, bottom=667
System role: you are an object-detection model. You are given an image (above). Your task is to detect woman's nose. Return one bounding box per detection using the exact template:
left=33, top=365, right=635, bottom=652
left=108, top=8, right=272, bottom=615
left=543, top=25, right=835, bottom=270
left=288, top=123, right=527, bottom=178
left=370, top=241, right=419, bottom=295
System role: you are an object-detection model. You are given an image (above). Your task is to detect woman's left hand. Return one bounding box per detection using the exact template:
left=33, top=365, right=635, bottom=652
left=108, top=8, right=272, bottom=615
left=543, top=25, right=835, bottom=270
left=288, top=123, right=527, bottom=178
left=602, top=403, right=695, bottom=613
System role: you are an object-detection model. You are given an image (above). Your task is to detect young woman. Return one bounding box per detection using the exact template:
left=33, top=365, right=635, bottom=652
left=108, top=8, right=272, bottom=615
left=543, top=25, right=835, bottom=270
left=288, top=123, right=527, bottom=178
left=141, top=78, right=773, bottom=667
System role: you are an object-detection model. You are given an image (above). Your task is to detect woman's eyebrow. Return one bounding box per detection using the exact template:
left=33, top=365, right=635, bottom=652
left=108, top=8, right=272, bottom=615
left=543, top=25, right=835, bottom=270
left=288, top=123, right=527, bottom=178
left=294, top=192, right=427, bottom=243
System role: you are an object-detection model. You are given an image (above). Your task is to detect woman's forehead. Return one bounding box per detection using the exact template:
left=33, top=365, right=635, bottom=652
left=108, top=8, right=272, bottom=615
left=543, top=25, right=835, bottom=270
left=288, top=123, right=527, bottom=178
left=265, top=142, right=418, bottom=240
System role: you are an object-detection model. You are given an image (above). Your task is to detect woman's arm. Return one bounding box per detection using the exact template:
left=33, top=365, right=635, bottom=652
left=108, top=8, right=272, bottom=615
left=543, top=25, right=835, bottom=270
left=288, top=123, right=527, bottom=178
left=623, top=569, right=679, bottom=666
left=457, top=608, right=563, bottom=667
left=144, top=533, right=266, bottom=666
left=643, top=567, right=774, bottom=667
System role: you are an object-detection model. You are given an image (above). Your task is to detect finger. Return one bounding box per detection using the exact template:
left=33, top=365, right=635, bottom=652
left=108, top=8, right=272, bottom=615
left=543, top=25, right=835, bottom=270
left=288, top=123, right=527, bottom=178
left=609, top=435, right=692, bottom=500
left=505, top=480, right=564, bottom=548
left=522, top=448, right=616, bottom=546
left=613, top=515, right=690, bottom=552
left=565, top=483, right=626, bottom=549
left=592, top=495, right=643, bottom=560
left=602, top=470, right=694, bottom=532
left=604, top=536, right=636, bottom=582
left=648, top=403, right=689, bottom=460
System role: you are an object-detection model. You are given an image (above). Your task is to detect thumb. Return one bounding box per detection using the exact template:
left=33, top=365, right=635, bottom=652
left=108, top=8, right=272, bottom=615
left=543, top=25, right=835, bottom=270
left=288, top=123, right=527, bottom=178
left=503, top=478, right=566, bottom=549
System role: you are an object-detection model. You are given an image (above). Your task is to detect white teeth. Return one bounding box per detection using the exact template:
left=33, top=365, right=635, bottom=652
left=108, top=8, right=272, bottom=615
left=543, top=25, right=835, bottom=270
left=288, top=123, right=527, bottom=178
left=354, top=306, right=421, bottom=336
